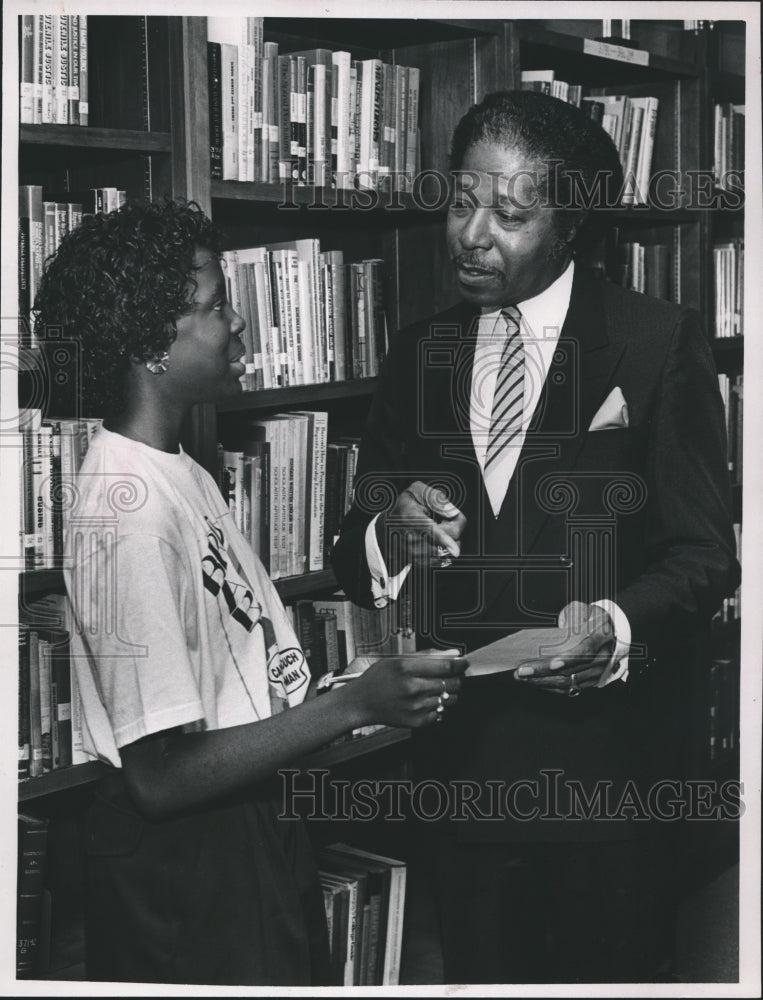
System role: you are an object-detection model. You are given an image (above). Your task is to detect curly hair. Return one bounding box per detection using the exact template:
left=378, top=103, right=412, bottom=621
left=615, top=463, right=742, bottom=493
left=450, top=90, right=624, bottom=254
left=33, top=198, right=222, bottom=418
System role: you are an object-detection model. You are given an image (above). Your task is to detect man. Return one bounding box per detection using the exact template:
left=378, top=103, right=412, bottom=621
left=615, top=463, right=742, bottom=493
left=331, top=91, right=739, bottom=983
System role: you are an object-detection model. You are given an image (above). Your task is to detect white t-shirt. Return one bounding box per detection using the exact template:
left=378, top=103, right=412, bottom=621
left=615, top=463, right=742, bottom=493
left=64, top=428, right=310, bottom=768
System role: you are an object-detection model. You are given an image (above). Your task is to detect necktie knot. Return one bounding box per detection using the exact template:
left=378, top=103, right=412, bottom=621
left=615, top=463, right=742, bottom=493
left=502, top=304, right=522, bottom=328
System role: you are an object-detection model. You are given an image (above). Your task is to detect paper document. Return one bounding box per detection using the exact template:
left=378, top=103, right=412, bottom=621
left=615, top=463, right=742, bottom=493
left=465, top=626, right=572, bottom=677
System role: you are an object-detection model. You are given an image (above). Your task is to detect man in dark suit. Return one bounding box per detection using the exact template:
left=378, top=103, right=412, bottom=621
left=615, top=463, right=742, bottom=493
left=331, top=91, right=739, bottom=983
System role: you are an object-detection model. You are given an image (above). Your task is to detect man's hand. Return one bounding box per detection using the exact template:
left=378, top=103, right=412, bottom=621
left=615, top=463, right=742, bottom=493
left=375, top=480, right=466, bottom=572
left=514, top=601, right=616, bottom=696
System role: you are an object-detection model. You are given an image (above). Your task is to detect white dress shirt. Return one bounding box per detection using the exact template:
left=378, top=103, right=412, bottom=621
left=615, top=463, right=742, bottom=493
left=363, top=262, right=630, bottom=683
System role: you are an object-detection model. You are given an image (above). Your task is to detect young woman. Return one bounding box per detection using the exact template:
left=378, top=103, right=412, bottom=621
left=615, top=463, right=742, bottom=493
left=35, top=198, right=465, bottom=985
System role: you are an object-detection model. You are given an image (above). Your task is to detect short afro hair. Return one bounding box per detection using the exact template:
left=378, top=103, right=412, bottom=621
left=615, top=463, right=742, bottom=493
left=33, top=197, right=222, bottom=418
left=450, top=90, right=624, bottom=254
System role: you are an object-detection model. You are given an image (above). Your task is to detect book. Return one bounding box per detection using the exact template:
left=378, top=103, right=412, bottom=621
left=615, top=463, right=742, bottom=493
left=293, top=410, right=328, bottom=571
left=19, top=185, right=44, bottom=341
left=313, top=595, right=358, bottom=671
left=316, top=853, right=367, bottom=985
left=322, top=843, right=407, bottom=985
left=207, top=41, right=224, bottom=179
left=20, top=15, right=35, bottom=124
left=318, top=871, right=355, bottom=985
left=18, top=629, right=31, bottom=779
left=17, top=814, right=50, bottom=978
left=313, top=609, right=341, bottom=674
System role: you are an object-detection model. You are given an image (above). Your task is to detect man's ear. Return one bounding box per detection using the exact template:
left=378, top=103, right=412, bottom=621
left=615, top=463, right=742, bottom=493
left=552, top=212, right=586, bottom=259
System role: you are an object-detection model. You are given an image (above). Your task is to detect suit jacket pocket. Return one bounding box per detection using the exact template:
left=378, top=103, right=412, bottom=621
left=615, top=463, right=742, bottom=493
left=578, top=427, right=648, bottom=472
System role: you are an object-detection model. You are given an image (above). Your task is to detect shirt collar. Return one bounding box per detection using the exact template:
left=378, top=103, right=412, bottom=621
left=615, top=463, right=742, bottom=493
left=480, top=260, right=575, bottom=339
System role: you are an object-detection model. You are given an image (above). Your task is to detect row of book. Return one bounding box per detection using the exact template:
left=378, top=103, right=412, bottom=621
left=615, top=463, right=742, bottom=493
left=17, top=825, right=408, bottom=984
left=520, top=70, right=659, bottom=206
left=607, top=235, right=673, bottom=300
left=19, top=411, right=103, bottom=571
left=713, top=238, right=744, bottom=338
left=713, top=103, right=745, bottom=188
left=19, top=183, right=127, bottom=346
left=286, top=593, right=415, bottom=680
left=316, top=843, right=406, bottom=986
left=219, top=412, right=329, bottom=579
left=718, top=374, right=743, bottom=487
left=223, top=239, right=389, bottom=390
left=19, top=592, right=89, bottom=782
left=207, top=17, right=421, bottom=189
left=219, top=421, right=368, bottom=580
left=19, top=14, right=88, bottom=126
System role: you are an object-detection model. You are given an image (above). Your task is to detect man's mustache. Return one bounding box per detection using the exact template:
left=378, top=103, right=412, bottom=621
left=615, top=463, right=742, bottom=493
left=453, top=254, right=502, bottom=274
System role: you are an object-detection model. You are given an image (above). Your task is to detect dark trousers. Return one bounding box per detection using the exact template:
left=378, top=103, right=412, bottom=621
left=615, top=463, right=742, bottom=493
left=435, top=836, right=678, bottom=984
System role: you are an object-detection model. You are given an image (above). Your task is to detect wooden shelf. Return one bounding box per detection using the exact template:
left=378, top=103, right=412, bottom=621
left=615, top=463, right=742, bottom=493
left=274, top=569, right=338, bottom=601
left=294, top=726, right=411, bottom=771
left=19, top=124, right=172, bottom=154
left=217, top=377, right=378, bottom=412
left=20, top=568, right=65, bottom=600
left=711, top=337, right=744, bottom=354
left=264, top=16, right=488, bottom=50
left=211, top=179, right=423, bottom=212
left=17, top=730, right=411, bottom=802
left=609, top=206, right=701, bottom=225
left=516, top=25, right=699, bottom=83
left=18, top=761, right=109, bottom=802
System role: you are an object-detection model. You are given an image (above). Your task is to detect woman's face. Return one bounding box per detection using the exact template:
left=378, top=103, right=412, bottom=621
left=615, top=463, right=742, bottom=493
left=162, top=248, right=247, bottom=404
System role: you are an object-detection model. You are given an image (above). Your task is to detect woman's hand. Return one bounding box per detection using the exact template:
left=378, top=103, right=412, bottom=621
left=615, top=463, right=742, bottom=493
left=338, top=649, right=468, bottom=729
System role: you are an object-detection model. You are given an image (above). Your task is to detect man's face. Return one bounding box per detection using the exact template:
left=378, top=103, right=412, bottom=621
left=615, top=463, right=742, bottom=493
left=446, top=140, right=570, bottom=309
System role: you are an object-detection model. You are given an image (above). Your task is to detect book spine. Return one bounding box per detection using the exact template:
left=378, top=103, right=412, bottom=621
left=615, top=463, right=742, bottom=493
left=220, top=43, right=239, bottom=180
left=277, top=55, right=292, bottom=182
left=27, top=631, right=44, bottom=777
left=332, top=52, right=351, bottom=188
left=330, top=62, right=339, bottom=188
left=19, top=185, right=44, bottom=339
left=18, top=629, right=31, bottom=779
left=52, top=633, right=73, bottom=769
left=53, top=15, right=69, bottom=124
left=78, top=16, right=88, bottom=125
left=405, top=67, right=420, bottom=186
left=68, top=15, right=80, bottom=125
left=16, top=815, right=50, bottom=978
left=20, top=15, right=35, bottom=124
left=310, top=412, right=328, bottom=571
left=32, top=15, right=43, bottom=123
left=37, top=636, right=53, bottom=772
left=207, top=42, right=224, bottom=180
left=41, top=14, right=54, bottom=124
left=252, top=18, right=263, bottom=182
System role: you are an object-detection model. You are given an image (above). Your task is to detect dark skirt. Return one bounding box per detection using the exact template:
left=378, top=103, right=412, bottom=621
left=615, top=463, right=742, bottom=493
left=84, top=770, right=332, bottom=986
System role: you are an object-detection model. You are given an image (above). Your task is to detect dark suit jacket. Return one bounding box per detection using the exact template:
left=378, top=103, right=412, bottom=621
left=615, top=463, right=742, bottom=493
left=332, top=269, right=739, bottom=841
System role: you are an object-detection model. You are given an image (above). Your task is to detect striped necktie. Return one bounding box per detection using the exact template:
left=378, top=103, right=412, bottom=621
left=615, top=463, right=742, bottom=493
left=484, top=305, right=525, bottom=493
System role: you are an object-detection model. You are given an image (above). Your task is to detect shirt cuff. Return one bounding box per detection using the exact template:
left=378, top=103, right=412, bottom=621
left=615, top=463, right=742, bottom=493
left=365, top=516, right=411, bottom=608
left=591, top=599, right=631, bottom=686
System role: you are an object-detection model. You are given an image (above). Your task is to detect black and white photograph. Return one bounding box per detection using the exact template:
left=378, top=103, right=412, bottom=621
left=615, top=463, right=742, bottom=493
left=1, top=1, right=760, bottom=995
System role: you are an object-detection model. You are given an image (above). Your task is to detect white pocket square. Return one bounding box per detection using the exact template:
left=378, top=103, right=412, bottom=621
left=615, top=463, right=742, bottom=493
left=589, top=386, right=629, bottom=431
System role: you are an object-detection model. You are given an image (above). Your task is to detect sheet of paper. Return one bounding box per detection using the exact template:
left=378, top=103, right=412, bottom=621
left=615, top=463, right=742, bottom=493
left=465, top=626, right=572, bottom=677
